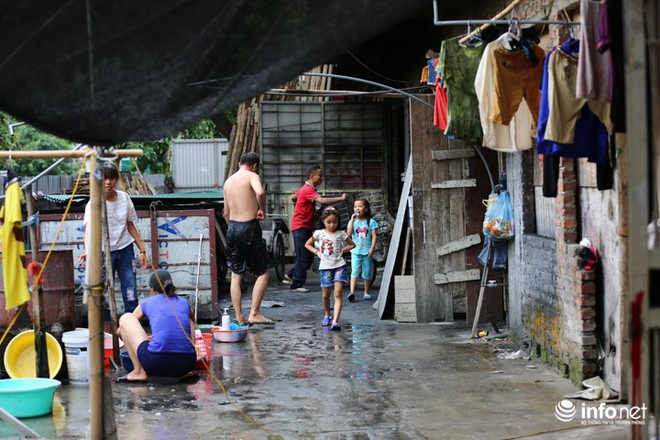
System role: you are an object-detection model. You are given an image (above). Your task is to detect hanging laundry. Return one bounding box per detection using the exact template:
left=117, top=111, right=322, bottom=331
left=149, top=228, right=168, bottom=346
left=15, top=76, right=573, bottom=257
left=426, top=58, right=438, bottom=87
left=419, top=65, right=429, bottom=85
left=544, top=39, right=611, bottom=146
left=538, top=38, right=613, bottom=197
left=439, top=38, right=484, bottom=144
left=475, top=32, right=545, bottom=152
left=576, top=0, right=611, bottom=102
left=597, top=0, right=625, bottom=132
left=432, top=58, right=449, bottom=131
left=0, top=177, right=30, bottom=310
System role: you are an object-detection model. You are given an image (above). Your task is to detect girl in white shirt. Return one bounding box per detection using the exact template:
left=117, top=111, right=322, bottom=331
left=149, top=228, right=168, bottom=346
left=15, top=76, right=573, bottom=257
left=305, top=207, right=355, bottom=331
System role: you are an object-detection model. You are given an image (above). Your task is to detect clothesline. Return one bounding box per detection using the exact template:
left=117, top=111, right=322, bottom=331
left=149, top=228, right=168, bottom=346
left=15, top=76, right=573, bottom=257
left=432, top=0, right=579, bottom=46
left=434, top=19, right=580, bottom=26
left=433, top=0, right=578, bottom=26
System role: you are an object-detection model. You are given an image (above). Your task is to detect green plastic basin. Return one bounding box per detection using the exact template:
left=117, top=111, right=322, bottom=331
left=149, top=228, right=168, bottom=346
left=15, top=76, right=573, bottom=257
left=0, top=378, right=61, bottom=418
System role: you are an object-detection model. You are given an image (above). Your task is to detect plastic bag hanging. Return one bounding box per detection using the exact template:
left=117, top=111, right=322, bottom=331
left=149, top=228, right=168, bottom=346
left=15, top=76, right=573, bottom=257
left=482, top=190, right=514, bottom=240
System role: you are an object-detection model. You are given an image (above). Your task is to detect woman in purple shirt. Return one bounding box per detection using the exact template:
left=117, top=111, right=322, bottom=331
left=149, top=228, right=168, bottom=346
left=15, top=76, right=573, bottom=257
left=116, top=269, right=197, bottom=383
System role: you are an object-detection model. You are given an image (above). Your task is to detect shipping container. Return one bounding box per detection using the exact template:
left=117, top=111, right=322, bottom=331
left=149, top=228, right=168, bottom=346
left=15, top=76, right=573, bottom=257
left=171, top=139, right=229, bottom=192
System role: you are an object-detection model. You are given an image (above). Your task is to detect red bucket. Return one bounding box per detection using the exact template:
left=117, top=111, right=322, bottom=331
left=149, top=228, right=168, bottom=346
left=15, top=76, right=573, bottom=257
left=194, top=333, right=211, bottom=369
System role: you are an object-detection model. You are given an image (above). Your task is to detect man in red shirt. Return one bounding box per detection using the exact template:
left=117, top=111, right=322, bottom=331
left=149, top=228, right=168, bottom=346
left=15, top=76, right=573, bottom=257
left=285, top=164, right=346, bottom=292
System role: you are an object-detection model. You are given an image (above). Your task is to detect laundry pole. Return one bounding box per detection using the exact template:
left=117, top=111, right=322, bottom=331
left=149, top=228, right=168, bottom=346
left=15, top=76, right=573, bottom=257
left=0, top=147, right=142, bottom=440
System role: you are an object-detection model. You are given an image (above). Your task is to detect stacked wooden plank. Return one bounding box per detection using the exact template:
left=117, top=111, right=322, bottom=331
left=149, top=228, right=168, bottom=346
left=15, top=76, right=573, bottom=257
left=66, top=177, right=90, bottom=194
left=121, top=173, right=157, bottom=195
left=65, top=173, right=156, bottom=195
left=225, top=64, right=334, bottom=177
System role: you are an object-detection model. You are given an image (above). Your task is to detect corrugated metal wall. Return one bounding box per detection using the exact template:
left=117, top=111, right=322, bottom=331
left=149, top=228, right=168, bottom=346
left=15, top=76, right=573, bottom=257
left=171, top=139, right=229, bottom=192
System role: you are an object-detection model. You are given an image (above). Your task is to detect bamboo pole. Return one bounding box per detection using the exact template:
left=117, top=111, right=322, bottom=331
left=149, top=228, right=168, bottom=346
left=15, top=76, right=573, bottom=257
left=0, top=149, right=143, bottom=159
left=458, top=0, right=525, bottom=45
left=87, top=152, right=104, bottom=440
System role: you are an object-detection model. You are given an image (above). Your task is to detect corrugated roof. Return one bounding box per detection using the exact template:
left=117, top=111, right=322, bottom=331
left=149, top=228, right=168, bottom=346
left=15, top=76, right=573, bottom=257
left=43, top=190, right=224, bottom=204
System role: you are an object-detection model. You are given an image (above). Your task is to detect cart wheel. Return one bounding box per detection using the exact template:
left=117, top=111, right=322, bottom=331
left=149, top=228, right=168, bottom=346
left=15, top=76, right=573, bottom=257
left=370, top=263, right=378, bottom=286
left=370, top=236, right=386, bottom=285
left=216, top=236, right=228, bottom=281
left=273, top=232, right=286, bottom=281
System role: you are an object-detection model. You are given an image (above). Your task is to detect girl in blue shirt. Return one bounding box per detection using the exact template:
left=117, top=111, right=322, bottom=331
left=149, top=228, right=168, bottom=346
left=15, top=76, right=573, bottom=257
left=346, top=198, right=378, bottom=302
left=116, top=269, right=197, bottom=382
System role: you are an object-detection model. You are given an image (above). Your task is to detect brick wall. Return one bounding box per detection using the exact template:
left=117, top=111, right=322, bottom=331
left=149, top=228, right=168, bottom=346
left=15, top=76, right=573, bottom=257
left=500, top=0, right=605, bottom=386
left=510, top=155, right=599, bottom=386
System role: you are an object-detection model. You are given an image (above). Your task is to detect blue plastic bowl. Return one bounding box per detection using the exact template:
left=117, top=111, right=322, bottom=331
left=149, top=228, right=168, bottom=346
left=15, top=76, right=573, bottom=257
left=0, top=378, right=61, bottom=418
left=120, top=350, right=133, bottom=372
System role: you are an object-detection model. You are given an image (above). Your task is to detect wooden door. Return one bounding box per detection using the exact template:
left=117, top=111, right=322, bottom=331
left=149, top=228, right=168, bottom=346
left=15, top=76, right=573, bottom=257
left=408, top=95, right=502, bottom=323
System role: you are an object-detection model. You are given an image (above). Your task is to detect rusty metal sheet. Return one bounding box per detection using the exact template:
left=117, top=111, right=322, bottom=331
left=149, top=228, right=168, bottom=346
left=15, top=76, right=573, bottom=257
left=0, top=250, right=75, bottom=329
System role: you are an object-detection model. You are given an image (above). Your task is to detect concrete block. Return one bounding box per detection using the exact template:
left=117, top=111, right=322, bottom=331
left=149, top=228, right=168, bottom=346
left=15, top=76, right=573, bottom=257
left=394, top=275, right=415, bottom=290
left=395, top=303, right=417, bottom=323
left=395, top=276, right=416, bottom=303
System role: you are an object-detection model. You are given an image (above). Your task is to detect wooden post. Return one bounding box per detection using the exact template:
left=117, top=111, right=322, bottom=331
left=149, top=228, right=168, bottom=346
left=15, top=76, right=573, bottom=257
left=87, top=152, right=104, bottom=440
left=24, top=186, right=49, bottom=378
left=623, top=0, right=650, bottom=438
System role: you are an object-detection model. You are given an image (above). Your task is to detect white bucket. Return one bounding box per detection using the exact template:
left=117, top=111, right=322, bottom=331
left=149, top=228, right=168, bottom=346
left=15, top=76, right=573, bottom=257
left=62, top=329, right=89, bottom=385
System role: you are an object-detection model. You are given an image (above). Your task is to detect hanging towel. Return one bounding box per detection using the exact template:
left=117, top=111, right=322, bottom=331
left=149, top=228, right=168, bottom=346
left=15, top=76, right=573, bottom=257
left=0, top=180, right=30, bottom=310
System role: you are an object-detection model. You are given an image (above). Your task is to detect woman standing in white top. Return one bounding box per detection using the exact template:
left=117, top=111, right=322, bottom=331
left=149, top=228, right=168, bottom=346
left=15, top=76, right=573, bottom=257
left=80, top=162, right=148, bottom=313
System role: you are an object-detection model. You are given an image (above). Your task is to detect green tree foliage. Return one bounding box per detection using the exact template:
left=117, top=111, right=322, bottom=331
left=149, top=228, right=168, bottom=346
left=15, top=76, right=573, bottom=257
left=0, top=111, right=236, bottom=177
left=0, top=114, right=78, bottom=177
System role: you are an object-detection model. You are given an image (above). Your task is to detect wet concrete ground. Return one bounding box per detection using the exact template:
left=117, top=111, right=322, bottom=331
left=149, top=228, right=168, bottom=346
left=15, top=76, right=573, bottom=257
left=2, top=270, right=630, bottom=439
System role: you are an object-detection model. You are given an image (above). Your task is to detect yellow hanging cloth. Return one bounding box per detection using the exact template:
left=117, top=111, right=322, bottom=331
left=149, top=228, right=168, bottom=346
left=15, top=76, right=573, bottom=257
left=0, top=180, right=30, bottom=310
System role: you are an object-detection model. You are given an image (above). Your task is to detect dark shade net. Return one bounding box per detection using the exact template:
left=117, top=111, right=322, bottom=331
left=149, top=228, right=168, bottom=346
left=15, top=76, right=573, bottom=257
left=0, top=0, right=426, bottom=145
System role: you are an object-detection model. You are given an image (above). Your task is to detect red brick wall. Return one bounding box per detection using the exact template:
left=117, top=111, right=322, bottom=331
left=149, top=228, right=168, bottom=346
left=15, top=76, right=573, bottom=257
left=528, top=158, right=599, bottom=384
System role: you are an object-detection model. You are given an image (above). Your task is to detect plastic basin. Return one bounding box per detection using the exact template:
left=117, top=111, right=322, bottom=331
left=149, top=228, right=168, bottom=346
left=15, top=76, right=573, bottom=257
left=0, top=378, right=61, bottom=418
left=104, top=333, right=124, bottom=367
left=211, top=326, right=249, bottom=343
left=120, top=350, right=133, bottom=372
left=3, top=330, right=63, bottom=379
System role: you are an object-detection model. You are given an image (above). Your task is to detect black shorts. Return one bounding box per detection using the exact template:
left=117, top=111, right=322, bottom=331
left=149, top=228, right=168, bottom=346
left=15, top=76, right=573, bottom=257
left=226, top=219, right=271, bottom=276
left=137, top=341, right=197, bottom=378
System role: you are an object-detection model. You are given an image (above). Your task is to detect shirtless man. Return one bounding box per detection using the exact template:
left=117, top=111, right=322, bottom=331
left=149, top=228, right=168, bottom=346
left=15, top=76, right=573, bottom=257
left=223, top=151, right=273, bottom=325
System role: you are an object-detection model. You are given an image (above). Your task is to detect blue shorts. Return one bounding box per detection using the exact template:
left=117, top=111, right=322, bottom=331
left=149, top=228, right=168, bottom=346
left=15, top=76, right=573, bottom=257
left=137, top=340, right=197, bottom=377
left=351, top=254, right=374, bottom=280
left=319, top=266, right=348, bottom=288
